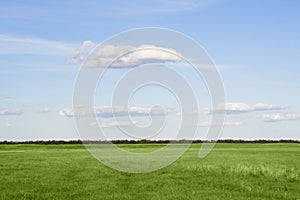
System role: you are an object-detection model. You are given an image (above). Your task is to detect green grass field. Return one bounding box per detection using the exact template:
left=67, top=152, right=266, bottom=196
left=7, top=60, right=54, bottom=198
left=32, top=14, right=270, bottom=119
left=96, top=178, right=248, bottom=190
left=0, top=143, right=299, bottom=199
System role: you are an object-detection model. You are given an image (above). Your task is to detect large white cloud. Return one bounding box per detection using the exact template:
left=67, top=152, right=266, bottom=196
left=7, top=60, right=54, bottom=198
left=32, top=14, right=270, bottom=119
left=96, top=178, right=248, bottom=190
left=261, top=113, right=300, bottom=122
left=200, top=102, right=286, bottom=115
left=58, top=106, right=173, bottom=118
left=0, top=108, right=22, bottom=116
left=71, top=41, right=183, bottom=68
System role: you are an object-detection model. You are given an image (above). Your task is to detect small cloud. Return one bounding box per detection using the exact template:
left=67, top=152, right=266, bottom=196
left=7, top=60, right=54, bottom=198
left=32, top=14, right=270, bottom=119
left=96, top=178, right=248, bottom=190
left=261, top=113, right=300, bottom=122
left=215, top=102, right=252, bottom=114
left=196, top=121, right=242, bottom=127
left=252, top=103, right=286, bottom=111
left=0, top=108, right=22, bottom=116
left=71, top=42, right=183, bottom=68
left=6, top=123, right=13, bottom=127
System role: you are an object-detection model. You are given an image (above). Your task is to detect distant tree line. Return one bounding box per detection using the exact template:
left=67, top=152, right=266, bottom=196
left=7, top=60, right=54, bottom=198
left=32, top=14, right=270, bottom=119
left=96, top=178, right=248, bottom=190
left=0, top=139, right=299, bottom=145
left=0, top=140, right=83, bottom=145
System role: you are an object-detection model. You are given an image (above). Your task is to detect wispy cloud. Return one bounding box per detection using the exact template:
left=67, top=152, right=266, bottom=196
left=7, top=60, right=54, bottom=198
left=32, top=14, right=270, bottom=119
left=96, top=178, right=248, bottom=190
left=0, top=0, right=218, bottom=21
left=0, top=35, right=76, bottom=56
left=107, top=0, right=219, bottom=16
left=58, top=106, right=174, bottom=118
left=261, top=113, right=300, bottom=122
left=0, top=108, right=22, bottom=116
left=199, top=102, right=286, bottom=115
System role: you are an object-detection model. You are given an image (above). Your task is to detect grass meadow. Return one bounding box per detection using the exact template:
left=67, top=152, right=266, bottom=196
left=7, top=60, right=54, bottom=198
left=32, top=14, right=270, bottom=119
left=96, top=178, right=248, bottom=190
left=0, top=143, right=299, bottom=199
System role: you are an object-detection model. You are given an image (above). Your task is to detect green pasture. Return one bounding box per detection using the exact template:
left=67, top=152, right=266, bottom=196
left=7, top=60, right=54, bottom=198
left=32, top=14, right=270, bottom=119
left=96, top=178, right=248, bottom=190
left=0, top=143, right=299, bottom=199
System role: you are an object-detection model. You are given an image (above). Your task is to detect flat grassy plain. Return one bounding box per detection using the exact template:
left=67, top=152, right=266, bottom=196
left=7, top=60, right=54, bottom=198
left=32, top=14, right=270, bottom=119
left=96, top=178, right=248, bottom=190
left=0, top=143, right=299, bottom=199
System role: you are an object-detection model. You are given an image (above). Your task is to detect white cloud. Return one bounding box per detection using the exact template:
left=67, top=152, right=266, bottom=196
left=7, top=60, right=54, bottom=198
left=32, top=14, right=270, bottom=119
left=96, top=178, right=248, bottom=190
left=200, top=102, right=286, bottom=115
left=71, top=42, right=183, bottom=68
left=58, top=106, right=173, bottom=118
left=0, top=35, right=76, bottom=55
left=0, top=108, right=22, bottom=116
left=261, top=113, right=300, bottom=122
left=196, top=121, right=242, bottom=127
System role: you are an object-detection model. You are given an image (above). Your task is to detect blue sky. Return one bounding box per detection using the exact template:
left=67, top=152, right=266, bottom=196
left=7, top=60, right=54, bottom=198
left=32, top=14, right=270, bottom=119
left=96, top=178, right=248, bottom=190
left=1, top=0, right=300, bottom=140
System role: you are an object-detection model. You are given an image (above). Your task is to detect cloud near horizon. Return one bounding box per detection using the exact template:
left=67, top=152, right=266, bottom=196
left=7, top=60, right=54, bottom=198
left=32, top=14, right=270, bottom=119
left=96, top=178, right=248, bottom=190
left=261, top=113, right=300, bottom=122
left=196, top=121, right=242, bottom=127
left=40, top=107, right=50, bottom=113
left=200, top=102, right=286, bottom=115
left=0, top=108, right=22, bottom=116
left=58, top=106, right=174, bottom=118
left=71, top=41, right=183, bottom=68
